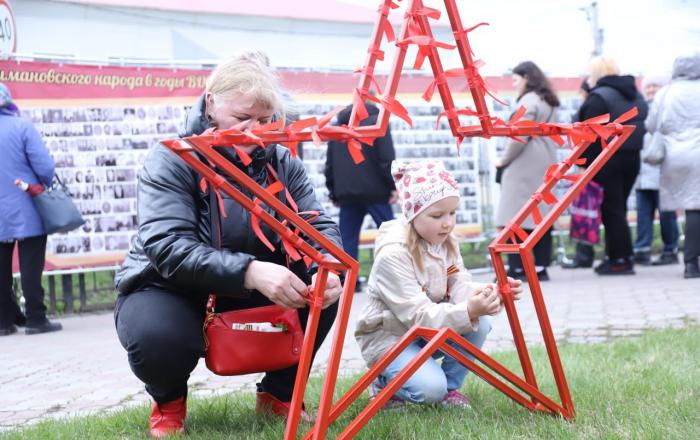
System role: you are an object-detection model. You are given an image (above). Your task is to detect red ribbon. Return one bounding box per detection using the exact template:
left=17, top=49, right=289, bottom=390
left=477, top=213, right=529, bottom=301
left=453, top=22, right=489, bottom=56
left=396, top=35, right=456, bottom=70
left=463, top=61, right=508, bottom=106
left=353, top=67, right=384, bottom=96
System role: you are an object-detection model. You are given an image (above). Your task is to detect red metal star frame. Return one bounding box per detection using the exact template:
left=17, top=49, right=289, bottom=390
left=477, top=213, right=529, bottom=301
left=162, top=0, right=638, bottom=438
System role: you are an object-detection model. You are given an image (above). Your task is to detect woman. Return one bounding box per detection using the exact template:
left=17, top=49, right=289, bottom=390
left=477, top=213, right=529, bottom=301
left=114, top=53, right=343, bottom=438
left=578, top=57, right=648, bottom=275
left=495, top=61, right=560, bottom=282
left=0, top=82, right=62, bottom=336
left=646, top=53, right=700, bottom=279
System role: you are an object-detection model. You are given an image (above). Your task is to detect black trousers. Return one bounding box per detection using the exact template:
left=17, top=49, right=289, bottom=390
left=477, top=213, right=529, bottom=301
left=685, top=210, right=700, bottom=264
left=115, top=287, right=338, bottom=404
left=507, top=226, right=553, bottom=271
left=0, top=235, right=48, bottom=327
left=592, top=150, right=640, bottom=261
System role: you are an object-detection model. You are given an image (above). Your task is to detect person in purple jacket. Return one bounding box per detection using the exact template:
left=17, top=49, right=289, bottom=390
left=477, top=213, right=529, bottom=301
left=0, top=83, right=62, bottom=336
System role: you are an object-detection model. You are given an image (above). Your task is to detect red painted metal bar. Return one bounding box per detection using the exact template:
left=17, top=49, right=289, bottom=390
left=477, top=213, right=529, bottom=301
left=347, top=0, right=398, bottom=131
left=443, top=0, right=493, bottom=133
left=489, top=248, right=541, bottom=401
left=336, top=328, right=452, bottom=440
left=309, top=269, right=357, bottom=440
left=366, top=0, right=414, bottom=132
left=156, top=1, right=646, bottom=437
left=176, top=139, right=357, bottom=271
left=301, top=325, right=432, bottom=440
left=285, top=267, right=328, bottom=440
left=163, top=139, right=360, bottom=439
left=411, top=0, right=462, bottom=138
left=435, top=328, right=565, bottom=416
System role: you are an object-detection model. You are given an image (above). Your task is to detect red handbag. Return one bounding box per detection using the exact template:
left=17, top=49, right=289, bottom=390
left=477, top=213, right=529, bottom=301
left=201, top=157, right=310, bottom=376
left=203, top=295, right=304, bottom=376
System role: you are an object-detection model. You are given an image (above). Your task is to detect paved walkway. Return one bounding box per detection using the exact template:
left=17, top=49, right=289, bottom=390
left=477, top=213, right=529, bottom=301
left=1, top=264, right=698, bottom=430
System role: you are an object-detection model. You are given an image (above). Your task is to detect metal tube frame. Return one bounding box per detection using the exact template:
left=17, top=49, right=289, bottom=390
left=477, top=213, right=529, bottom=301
left=161, top=0, right=639, bottom=438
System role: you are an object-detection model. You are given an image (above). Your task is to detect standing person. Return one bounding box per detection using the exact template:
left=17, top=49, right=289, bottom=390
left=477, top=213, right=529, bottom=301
left=633, top=75, right=679, bottom=266
left=494, top=61, right=560, bottom=281
left=324, top=99, right=397, bottom=291
left=355, top=160, right=523, bottom=408
left=646, top=53, right=700, bottom=279
left=563, top=78, right=597, bottom=269
left=114, top=53, right=343, bottom=438
left=0, top=83, right=62, bottom=336
left=579, top=56, right=648, bottom=275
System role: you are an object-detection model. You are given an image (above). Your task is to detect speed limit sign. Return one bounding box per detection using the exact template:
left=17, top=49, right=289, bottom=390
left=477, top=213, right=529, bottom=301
left=0, top=0, right=17, bottom=54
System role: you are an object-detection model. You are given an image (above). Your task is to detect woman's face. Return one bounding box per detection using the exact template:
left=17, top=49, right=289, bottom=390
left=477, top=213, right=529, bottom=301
left=206, top=92, right=274, bottom=133
left=412, top=196, right=459, bottom=246
left=512, top=74, right=527, bottom=95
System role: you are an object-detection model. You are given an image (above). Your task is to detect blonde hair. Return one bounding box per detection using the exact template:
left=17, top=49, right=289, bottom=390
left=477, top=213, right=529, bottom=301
left=406, top=223, right=459, bottom=273
left=206, top=52, right=283, bottom=113
left=587, top=56, right=620, bottom=88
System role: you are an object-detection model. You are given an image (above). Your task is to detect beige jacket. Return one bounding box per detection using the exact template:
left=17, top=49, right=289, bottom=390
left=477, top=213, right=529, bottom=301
left=354, top=219, right=482, bottom=367
left=496, top=91, right=559, bottom=229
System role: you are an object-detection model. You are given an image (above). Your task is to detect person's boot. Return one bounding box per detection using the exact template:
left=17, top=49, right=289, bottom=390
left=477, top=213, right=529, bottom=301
left=632, top=250, right=651, bottom=265
left=0, top=324, right=17, bottom=336
left=561, top=259, right=592, bottom=269
left=596, top=258, right=635, bottom=275
left=25, top=319, right=62, bottom=335
left=149, top=397, right=186, bottom=438
left=256, top=391, right=314, bottom=423
left=652, top=252, right=679, bottom=266
left=536, top=268, right=550, bottom=282
left=14, top=313, right=26, bottom=327
left=684, top=262, right=700, bottom=279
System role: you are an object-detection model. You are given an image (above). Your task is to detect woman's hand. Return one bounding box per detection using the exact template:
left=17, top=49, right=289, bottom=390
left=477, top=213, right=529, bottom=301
left=467, top=285, right=501, bottom=319
left=310, top=272, right=343, bottom=309
left=243, top=261, right=308, bottom=309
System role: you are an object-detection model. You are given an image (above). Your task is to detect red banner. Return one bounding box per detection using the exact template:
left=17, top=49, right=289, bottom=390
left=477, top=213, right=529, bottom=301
left=0, top=60, right=210, bottom=100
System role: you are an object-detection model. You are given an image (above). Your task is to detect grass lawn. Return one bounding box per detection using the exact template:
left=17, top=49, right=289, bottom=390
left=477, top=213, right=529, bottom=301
left=3, top=327, right=699, bottom=439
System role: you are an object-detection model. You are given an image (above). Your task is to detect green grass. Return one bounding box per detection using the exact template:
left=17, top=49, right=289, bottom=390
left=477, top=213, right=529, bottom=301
left=4, top=327, right=699, bottom=439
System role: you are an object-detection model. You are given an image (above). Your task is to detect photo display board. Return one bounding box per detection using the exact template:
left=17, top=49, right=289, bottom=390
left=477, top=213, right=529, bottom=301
left=2, top=59, right=580, bottom=271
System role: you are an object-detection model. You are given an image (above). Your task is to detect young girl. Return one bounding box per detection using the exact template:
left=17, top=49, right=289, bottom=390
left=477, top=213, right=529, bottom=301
left=355, top=160, right=523, bottom=408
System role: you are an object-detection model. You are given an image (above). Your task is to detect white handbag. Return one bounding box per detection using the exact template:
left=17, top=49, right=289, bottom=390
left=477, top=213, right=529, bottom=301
left=642, top=131, right=666, bottom=165
left=642, top=90, right=668, bottom=165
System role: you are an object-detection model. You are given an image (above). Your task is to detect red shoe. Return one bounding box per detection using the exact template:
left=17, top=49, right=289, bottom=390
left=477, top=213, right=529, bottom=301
left=149, top=397, right=186, bottom=438
left=255, top=391, right=315, bottom=423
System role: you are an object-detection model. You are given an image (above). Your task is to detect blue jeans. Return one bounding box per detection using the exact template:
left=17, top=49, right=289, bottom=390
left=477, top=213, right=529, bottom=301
left=634, top=190, right=679, bottom=253
left=376, top=317, right=491, bottom=404
left=339, top=203, right=394, bottom=261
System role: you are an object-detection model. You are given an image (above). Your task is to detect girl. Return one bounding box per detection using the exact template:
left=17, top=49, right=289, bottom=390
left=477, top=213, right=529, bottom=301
left=355, top=160, right=523, bottom=408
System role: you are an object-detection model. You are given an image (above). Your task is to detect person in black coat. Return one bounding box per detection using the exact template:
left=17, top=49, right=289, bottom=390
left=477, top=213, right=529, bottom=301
left=114, top=53, right=342, bottom=437
left=324, top=101, right=397, bottom=290
left=578, top=57, right=648, bottom=275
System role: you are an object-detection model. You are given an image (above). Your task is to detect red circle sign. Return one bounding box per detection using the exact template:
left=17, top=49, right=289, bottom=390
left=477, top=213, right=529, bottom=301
left=0, top=0, right=17, bottom=54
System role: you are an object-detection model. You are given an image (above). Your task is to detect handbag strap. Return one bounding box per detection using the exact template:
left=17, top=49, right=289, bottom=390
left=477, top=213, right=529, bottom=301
left=205, top=147, right=290, bottom=314
left=207, top=179, right=223, bottom=313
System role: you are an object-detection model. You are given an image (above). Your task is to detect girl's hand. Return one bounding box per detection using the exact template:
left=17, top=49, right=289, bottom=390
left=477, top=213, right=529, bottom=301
left=467, top=285, right=501, bottom=319
left=506, top=277, right=524, bottom=301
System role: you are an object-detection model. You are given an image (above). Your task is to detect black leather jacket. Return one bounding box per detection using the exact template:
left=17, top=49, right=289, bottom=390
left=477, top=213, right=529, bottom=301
left=115, top=96, right=341, bottom=297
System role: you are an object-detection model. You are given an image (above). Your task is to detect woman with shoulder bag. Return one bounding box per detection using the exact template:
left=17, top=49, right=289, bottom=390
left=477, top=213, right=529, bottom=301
left=578, top=57, right=648, bottom=276
left=0, top=83, right=62, bottom=336
left=113, top=52, right=343, bottom=438
left=646, top=53, right=700, bottom=278
left=494, top=61, right=560, bottom=282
